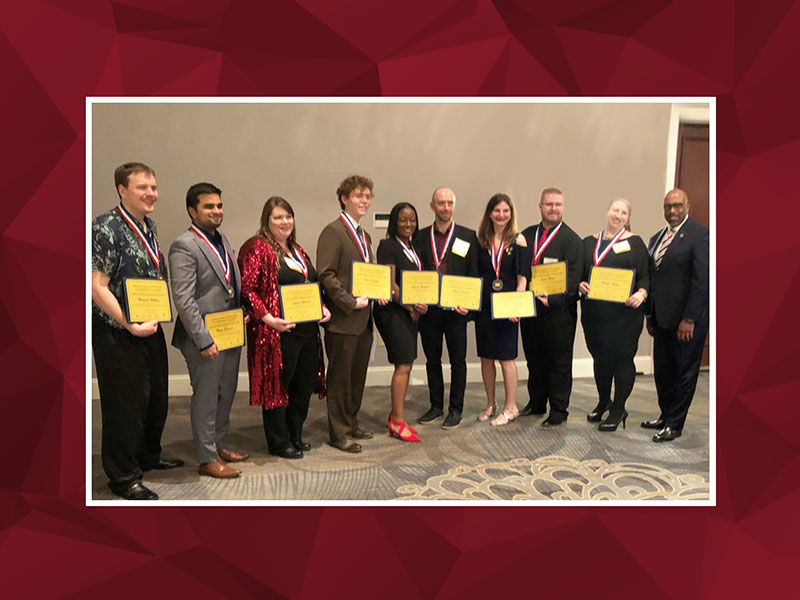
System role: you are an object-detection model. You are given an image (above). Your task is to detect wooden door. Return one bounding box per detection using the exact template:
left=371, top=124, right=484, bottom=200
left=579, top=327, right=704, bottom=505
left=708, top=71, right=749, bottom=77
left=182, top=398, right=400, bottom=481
left=675, top=123, right=710, bottom=367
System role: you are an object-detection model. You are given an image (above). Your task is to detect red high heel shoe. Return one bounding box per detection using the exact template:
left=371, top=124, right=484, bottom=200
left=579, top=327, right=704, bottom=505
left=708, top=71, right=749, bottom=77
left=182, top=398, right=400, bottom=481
left=388, top=413, right=417, bottom=434
left=388, top=416, right=421, bottom=442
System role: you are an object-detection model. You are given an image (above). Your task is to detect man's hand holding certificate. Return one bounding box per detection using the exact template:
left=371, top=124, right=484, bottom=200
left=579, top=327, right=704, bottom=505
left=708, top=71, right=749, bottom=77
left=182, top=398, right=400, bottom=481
left=350, top=261, right=391, bottom=300
left=124, top=278, right=172, bottom=323
left=439, top=275, right=482, bottom=311
left=204, top=308, right=245, bottom=351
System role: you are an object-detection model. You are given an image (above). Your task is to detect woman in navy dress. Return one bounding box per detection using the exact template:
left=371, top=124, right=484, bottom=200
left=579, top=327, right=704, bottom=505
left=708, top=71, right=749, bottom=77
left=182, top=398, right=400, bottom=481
left=374, top=203, right=427, bottom=442
left=579, top=199, right=651, bottom=432
left=474, top=193, right=529, bottom=426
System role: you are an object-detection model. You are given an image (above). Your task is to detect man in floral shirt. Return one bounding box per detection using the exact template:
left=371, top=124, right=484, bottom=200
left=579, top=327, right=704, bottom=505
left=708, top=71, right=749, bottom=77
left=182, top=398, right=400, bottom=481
left=91, top=162, right=183, bottom=501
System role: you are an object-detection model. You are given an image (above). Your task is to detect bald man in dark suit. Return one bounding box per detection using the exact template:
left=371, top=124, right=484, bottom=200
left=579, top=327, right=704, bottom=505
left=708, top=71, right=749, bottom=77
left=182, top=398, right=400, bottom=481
left=644, top=188, right=709, bottom=442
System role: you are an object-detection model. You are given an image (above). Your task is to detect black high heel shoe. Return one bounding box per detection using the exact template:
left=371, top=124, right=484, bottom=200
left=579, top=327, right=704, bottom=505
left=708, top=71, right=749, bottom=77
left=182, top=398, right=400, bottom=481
left=598, top=410, right=628, bottom=432
left=587, top=403, right=611, bottom=423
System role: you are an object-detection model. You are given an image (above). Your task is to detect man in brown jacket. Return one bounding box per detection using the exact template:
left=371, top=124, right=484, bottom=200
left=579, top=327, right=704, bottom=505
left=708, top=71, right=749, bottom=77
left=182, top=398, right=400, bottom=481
left=316, top=175, right=377, bottom=453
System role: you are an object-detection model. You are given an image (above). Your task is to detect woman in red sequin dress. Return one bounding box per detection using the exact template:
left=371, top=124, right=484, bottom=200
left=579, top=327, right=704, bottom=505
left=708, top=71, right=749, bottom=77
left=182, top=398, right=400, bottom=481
left=238, top=197, right=329, bottom=459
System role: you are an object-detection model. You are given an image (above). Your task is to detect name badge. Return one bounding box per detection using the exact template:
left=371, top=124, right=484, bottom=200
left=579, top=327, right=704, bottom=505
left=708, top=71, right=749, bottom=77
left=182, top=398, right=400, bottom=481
left=451, top=237, right=470, bottom=257
left=543, top=257, right=558, bottom=264
left=612, top=240, right=630, bottom=254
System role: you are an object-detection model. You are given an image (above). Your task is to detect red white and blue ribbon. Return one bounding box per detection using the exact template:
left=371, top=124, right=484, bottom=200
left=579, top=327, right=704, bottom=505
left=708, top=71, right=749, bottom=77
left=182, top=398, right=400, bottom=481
left=117, top=203, right=160, bottom=271
left=593, top=227, right=627, bottom=266
left=287, top=245, right=309, bottom=279
left=396, top=237, right=421, bottom=270
left=190, top=224, right=230, bottom=282
left=532, top=221, right=562, bottom=265
left=490, top=238, right=505, bottom=279
left=430, top=221, right=455, bottom=270
left=340, top=212, right=369, bottom=261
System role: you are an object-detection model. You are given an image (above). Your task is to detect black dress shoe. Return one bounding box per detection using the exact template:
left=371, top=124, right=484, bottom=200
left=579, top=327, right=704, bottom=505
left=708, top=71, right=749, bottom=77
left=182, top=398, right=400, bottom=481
left=348, top=429, right=373, bottom=440
left=519, top=404, right=546, bottom=417
left=142, top=458, right=184, bottom=471
left=332, top=441, right=362, bottom=453
left=441, top=411, right=462, bottom=429
left=293, top=440, right=312, bottom=452
left=541, top=415, right=567, bottom=427
left=653, top=426, right=682, bottom=442
left=418, top=407, right=444, bottom=424
left=272, top=446, right=303, bottom=459
left=115, top=481, right=159, bottom=501
left=641, top=418, right=665, bottom=430
left=586, top=402, right=611, bottom=423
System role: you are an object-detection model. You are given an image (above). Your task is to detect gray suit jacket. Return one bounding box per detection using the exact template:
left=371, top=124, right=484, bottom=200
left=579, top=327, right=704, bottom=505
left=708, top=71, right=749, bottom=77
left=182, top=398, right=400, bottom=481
left=169, top=227, right=241, bottom=354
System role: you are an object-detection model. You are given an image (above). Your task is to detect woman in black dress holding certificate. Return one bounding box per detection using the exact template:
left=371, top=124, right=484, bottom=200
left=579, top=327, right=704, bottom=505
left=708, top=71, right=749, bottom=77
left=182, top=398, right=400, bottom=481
left=374, top=202, right=427, bottom=442
left=239, top=197, right=331, bottom=459
left=475, top=193, right=529, bottom=427
left=579, top=199, right=651, bottom=432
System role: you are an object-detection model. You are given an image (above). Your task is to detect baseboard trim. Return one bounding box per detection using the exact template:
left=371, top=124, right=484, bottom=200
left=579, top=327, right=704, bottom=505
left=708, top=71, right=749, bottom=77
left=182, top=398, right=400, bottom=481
left=90, top=356, right=653, bottom=399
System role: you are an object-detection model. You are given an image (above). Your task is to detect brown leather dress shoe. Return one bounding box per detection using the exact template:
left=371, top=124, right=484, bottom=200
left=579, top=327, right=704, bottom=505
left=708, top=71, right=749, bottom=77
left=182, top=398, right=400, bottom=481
left=348, top=429, right=373, bottom=440
left=199, top=460, right=241, bottom=478
left=218, top=448, right=249, bottom=462
left=332, top=441, right=362, bottom=453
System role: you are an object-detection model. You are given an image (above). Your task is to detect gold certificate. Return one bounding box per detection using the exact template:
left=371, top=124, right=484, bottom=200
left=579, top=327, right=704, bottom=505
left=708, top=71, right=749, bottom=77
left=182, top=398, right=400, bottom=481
left=491, top=291, right=536, bottom=319
left=350, top=261, right=392, bottom=300
left=439, top=275, right=482, bottom=311
left=124, top=278, right=172, bottom=323
left=588, top=266, right=635, bottom=303
left=401, top=270, right=440, bottom=305
left=280, top=282, right=323, bottom=323
left=204, top=308, right=244, bottom=351
left=529, top=261, right=567, bottom=295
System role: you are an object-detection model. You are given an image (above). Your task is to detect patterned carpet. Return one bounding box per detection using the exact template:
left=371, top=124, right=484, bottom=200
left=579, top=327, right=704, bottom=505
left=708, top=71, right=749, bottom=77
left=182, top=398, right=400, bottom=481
left=90, top=373, right=710, bottom=502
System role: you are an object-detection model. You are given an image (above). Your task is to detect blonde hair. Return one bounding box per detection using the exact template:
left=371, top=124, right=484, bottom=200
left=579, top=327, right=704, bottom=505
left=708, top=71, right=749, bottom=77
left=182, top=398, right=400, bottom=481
left=609, top=198, right=632, bottom=231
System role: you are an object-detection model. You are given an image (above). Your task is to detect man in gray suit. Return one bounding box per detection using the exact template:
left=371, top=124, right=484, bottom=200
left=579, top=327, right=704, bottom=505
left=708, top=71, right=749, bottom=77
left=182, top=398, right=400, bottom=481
left=169, top=182, right=248, bottom=478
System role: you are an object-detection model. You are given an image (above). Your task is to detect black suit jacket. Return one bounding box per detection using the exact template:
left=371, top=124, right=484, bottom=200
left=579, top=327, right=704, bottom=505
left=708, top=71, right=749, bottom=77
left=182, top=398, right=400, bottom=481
left=647, top=218, right=709, bottom=331
left=520, top=221, right=583, bottom=315
left=413, top=223, right=479, bottom=277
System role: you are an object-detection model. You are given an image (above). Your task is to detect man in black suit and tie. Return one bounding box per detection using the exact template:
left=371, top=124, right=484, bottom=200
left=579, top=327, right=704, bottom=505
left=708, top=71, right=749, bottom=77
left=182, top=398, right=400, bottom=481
left=644, top=188, right=709, bottom=442
left=414, top=187, right=479, bottom=429
left=519, top=187, right=583, bottom=427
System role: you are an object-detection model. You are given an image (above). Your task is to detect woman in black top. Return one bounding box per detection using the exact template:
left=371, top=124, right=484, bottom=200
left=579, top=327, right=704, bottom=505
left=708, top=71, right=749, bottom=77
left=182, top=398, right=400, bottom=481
left=579, top=199, right=651, bottom=432
left=374, top=203, right=427, bottom=442
left=474, top=193, right=529, bottom=426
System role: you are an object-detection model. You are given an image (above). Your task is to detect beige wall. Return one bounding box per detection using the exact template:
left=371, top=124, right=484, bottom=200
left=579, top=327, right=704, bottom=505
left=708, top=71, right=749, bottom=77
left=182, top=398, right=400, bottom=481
left=91, top=101, right=688, bottom=379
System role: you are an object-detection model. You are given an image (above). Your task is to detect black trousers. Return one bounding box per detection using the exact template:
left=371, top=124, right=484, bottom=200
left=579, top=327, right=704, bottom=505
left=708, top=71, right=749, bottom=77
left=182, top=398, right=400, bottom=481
left=654, top=320, right=707, bottom=430
left=520, top=308, right=577, bottom=420
left=591, top=355, right=636, bottom=418
left=92, top=316, right=169, bottom=493
left=419, top=307, right=468, bottom=413
left=262, top=333, right=319, bottom=453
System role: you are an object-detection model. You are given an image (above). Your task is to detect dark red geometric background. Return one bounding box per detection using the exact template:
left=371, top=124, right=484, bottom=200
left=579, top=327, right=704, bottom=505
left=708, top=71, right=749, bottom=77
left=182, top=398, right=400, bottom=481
left=2, top=0, right=798, bottom=597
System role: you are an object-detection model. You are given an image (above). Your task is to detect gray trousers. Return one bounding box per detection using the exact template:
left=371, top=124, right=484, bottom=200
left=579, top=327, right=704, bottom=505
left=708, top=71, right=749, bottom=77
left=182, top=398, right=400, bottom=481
left=183, top=345, right=241, bottom=464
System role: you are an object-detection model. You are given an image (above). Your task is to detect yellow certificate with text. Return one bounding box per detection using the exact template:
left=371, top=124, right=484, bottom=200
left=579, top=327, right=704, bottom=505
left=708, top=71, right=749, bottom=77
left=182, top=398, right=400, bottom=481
left=439, top=275, right=482, bottom=311
left=204, top=308, right=244, bottom=351
left=124, top=278, right=172, bottom=323
left=280, top=282, right=323, bottom=323
left=350, top=261, right=392, bottom=300
left=529, top=262, right=567, bottom=296
left=588, top=266, right=634, bottom=303
left=401, top=270, right=440, bottom=305
left=491, top=291, right=536, bottom=319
